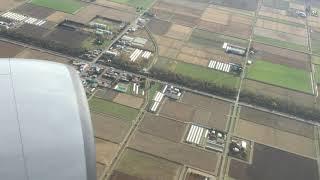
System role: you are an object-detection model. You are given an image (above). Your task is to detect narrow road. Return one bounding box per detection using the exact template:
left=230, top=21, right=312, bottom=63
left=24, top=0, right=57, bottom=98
left=218, top=1, right=262, bottom=179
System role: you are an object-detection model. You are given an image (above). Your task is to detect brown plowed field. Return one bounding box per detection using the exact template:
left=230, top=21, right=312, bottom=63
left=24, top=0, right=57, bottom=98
left=235, top=119, right=316, bottom=158
left=94, top=89, right=119, bottom=101
left=254, top=27, right=306, bottom=46
left=158, top=45, right=179, bottom=59
left=15, top=49, right=71, bottom=64
left=14, top=3, right=55, bottom=19
left=91, top=112, right=131, bottom=143
left=110, top=171, right=143, bottom=180
left=46, top=11, right=68, bottom=23
left=129, top=131, right=220, bottom=174
left=0, top=41, right=24, bottom=58
left=176, top=53, right=209, bottom=67
left=198, top=20, right=251, bottom=39
left=181, top=92, right=213, bottom=108
left=256, top=19, right=307, bottom=37
left=165, top=24, right=193, bottom=41
left=147, top=18, right=172, bottom=35
left=94, top=0, right=136, bottom=13
left=228, top=143, right=319, bottom=180
left=68, top=4, right=134, bottom=24
left=139, top=112, right=187, bottom=142
left=96, top=163, right=105, bottom=179
left=0, top=0, right=26, bottom=12
left=115, top=149, right=181, bottom=180
left=160, top=100, right=195, bottom=122
left=253, top=42, right=310, bottom=70
left=240, top=106, right=315, bottom=138
left=153, top=1, right=204, bottom=17
left=242, top=79, right=315, bottom=108
left=171, top=13, right=200, bottom=27
left=113, top=93, right=143, bottom=109
left=95, top=138, right=119, bottom=166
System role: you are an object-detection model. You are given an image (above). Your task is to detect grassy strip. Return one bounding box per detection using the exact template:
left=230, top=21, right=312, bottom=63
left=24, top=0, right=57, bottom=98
left=174, top=62, right=240, bottom=88
left=247, top=60, right=312, bottom=93
left=254, top=35, right=307, bottom=52
left=31, top=0, right=84, bottom=14
left=259, top=15, right=305, bottom=28
left=89, top=97, right=139, bottom=121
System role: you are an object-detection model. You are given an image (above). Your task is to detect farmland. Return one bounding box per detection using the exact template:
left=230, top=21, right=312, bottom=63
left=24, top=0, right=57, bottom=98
left=115, top=149, right=181, bottom=180
left=89, top=97, right=139, bottom=121
left=31, top=0, right=85, bottom=14
left=246, top=60, right=312, bottom=93
left=1, top=0, right=320, bottom=179
left=228, top=143, right=319, bottom=180
left=109, top=0, right=155, bottom=9
left=0, top=41, right=24, bottom=58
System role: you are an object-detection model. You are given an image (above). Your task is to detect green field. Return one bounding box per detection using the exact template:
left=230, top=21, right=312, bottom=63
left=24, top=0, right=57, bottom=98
left=109, top=0, right=155, bottom=9
left=31, top=0, right=84, bottom=14
left=254, top=35, right=307, bottom=52
left=89, top=97, right=139, bottom=121
left=247, top=60, right=312, bottom=93
left=315, top=65, right=320, bottom=84
left=148, top=82, right=161, bottom=100
left=116, top=149, right=181, bottom=179
left=82, top=36, right=112, bottom=50
left=155, top=57, right=240, bottom=88
left=312, top=40, right=320, bottom=55
left=312, top=56, right=320, bottom=65
left=263, top=0, right=289, bottom=10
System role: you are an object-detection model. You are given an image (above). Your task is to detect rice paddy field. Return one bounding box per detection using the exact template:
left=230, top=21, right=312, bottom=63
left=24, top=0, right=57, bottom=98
left=89, top=97, right=139, bottom=121
left=31, top=0, right=85, bottom=14
left=154, top=57, right=240, bottom=88
left=109, top=0, right=155, bottom=9
left=246, top=60, right=312, bottom=93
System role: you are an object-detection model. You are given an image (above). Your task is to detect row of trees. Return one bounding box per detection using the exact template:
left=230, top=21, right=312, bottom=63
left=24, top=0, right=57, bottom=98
left=240, top=90, right=320, bottom=121
left=0, top=29, right=86, bottom=57
left=99, top=56, right=320, bottom=121
left=3, top=27, right=319, bottom=122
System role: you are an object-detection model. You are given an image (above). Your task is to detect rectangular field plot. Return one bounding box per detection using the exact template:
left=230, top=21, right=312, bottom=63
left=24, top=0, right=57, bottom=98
left=246, top=60, right=312, bottom=93
left=252, top=42, right=310, bottom=70
left=13, top=3, right=55, bottom=19
left=161, top=96, right=231, bottom=130
left=109, top=0, right=155, bottom=9
left=210, top=0, right=258, bottom=11
left=15, top=49, right=71, bottom=64
left=129, top=131, right=221, bottom=174
left=190, top=29, right=248, bottom=49
left=95, top=138, right=119, bottom=166
left=0, top=41, right=24, bottom=58
left=139, top=112, right=187, bottom=142
left=31, top=0, right=85, bottom=14
left=228, top=143, right=319, bottom=180
left=89, top=97, right=139, bottom=121
left=91, top=112, right=131, bottom=143
left=242, top=79, right=315, bottom=108
left=315, top=65, right=320, bottom=84
left=240, top=106, right=315, bottom=138
left=254, top=28, right=307, bottom=52
left=175, top=62, right=240, bottom=88
left=311, top=29, right=320, bottom=55
left=235, top=119, right=316, bottom=159
left=114, top=149, right=181, bottom=180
